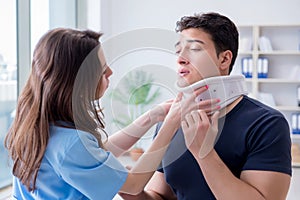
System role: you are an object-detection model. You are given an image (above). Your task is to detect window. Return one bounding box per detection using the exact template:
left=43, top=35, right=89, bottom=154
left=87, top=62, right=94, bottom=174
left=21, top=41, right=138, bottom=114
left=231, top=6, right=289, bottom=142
left=0, top=0, right=17, bottom=188
left=0, top=0, right=82, bottom=189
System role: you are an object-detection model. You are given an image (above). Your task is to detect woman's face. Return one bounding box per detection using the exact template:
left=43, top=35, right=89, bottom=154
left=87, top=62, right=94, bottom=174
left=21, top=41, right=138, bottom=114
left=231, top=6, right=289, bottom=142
left=96, top=47, right=113, bottom=99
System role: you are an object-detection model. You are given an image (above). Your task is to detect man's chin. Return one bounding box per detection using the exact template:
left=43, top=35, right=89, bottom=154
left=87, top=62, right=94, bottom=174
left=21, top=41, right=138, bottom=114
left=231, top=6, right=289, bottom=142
left=176, top=78, right=190, bottom=88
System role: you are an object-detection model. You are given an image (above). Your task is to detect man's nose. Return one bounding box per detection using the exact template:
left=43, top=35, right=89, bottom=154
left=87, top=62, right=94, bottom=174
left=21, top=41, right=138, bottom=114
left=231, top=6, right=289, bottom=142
left=106, top=66, right=113, bottom=77
left=177, top=54, right=189, bottom=65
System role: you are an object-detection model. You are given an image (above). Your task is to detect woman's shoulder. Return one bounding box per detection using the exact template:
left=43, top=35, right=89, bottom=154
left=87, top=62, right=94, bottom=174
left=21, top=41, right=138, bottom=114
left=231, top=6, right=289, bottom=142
left=49, top=125, right=98, bottom=144
left=46, top=125, right=103, bottom=165
left=49, top=125, right=81, bottom=146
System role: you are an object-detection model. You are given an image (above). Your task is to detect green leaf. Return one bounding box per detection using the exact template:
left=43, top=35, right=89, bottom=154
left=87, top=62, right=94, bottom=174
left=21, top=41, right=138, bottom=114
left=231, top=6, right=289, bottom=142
left=110, top=70, right=161, bottom=126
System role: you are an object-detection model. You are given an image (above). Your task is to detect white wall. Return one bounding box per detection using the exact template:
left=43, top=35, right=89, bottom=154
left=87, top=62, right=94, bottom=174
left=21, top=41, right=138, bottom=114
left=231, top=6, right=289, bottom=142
left=49, top=0, right=76, bottom=28
left=101, top=0, right=300, bottom=37
left=98, top=0, right=300, bottom=143
left=99, top=0, right=300, bottom=76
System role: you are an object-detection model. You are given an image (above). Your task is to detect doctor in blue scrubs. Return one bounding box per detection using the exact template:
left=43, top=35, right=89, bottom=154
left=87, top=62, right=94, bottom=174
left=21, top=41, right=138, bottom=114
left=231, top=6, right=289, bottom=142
left=4, top=28, right=219, bottom=199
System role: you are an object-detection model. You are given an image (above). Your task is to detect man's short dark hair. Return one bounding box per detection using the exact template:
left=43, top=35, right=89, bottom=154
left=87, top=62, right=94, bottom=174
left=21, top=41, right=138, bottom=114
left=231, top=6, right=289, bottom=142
left=176, top=12, right=239, bottom=74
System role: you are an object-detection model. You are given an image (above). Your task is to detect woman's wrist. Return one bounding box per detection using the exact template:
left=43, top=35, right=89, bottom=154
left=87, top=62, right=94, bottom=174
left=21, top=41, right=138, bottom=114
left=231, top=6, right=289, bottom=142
left=148, top=107, right=164, bottom=125
left=140, top=110, right=155, bottom=127
left=164, top=115, right=181, bottom=130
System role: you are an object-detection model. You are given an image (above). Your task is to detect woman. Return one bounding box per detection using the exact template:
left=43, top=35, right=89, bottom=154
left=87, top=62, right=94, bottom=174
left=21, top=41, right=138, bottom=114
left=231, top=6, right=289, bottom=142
left=5, top=28, right=218, bottom=199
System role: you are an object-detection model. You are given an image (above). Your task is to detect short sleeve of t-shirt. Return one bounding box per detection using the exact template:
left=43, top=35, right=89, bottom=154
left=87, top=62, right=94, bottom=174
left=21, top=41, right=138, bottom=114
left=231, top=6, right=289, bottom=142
left=154, top=122, right=164, bottom=173
left=59, top=131, right=128, bottom=200
left=242, top=113, right=291, bottom=175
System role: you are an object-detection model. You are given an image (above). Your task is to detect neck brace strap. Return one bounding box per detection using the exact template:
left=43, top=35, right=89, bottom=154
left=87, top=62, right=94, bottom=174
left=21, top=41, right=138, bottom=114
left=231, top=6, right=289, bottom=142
left=175, top=75, right=248, bottom=110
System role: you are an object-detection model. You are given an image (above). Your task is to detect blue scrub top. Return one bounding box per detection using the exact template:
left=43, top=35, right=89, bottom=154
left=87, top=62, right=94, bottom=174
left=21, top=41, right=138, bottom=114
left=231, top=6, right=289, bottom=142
left=12, top=125, right=128, bottom=200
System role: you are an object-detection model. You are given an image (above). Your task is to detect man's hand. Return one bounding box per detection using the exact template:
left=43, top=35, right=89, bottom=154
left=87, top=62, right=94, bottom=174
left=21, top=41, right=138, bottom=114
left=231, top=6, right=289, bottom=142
left=182, top=110, right=219, bottom=158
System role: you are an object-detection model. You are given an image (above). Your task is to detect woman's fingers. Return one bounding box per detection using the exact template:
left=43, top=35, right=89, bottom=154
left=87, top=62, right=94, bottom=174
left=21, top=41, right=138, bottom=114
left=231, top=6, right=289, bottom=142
left=175, top=92, right=183, bottom=102
left=198, top=98, right=220, bottom=106
left=196, top=98, right=220, bottom=113
left=193, top=85, right=208, bottom=97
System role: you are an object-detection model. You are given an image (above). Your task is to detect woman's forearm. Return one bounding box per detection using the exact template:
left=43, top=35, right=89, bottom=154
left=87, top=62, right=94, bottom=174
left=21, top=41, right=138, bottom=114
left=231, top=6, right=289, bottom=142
left=119, top=119, right=179, bottom=195
left=104, top=110, right=157, bottom=157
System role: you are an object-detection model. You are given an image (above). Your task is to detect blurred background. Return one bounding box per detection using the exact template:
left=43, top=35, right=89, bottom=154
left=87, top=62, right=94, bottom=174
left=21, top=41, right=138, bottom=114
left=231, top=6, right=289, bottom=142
left=0, top=0, right=300, bottom=199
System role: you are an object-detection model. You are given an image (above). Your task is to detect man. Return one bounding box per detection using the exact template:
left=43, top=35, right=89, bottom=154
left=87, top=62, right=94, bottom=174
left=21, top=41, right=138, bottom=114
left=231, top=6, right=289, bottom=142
left=121, top=12, right=291, bottom=200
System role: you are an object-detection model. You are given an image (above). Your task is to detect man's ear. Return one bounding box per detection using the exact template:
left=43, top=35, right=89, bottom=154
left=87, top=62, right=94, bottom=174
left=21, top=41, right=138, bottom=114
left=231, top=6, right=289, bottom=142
left=219, top=50, right=232, bottom=72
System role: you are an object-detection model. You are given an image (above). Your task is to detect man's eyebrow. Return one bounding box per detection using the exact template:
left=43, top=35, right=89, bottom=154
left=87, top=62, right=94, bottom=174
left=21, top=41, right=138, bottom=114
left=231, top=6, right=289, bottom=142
left=186, top=39, right=205, bottom=44
left=175, top=39, right=205, bottom=47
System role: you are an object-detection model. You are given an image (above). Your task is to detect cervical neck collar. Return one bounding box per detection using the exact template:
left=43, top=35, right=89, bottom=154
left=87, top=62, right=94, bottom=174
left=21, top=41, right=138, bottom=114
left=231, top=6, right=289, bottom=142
left=175, top=75, right=248, bottom=110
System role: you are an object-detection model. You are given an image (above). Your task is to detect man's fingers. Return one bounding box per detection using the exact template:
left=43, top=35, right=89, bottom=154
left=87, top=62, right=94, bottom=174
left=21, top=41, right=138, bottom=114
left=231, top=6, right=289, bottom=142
left=185, top=112, right=195, bottom=124
left=181, top=120, right=189, bottom=130
left=191, top=110, right=201, bottom=123
left=211, top=111, right=220, bottom=128
left=198, top=110, right=209, bottom=122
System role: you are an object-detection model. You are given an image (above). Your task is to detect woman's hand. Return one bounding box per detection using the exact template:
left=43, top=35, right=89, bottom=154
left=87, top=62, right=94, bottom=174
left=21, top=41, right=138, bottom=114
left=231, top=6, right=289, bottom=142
left=148, top=99, right=173, bottom=124
left=148, top=85, right=220, bottom=128
left=166, top=86, right=220, bottom=124
left=182, top=110, right=219, bottom=159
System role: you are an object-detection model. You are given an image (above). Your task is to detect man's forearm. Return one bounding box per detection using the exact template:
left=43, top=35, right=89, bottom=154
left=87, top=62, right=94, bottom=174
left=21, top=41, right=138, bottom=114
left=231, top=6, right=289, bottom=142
left=194, top=150, right=265, bottom=200
left=119, top=190, right=164, bottom=200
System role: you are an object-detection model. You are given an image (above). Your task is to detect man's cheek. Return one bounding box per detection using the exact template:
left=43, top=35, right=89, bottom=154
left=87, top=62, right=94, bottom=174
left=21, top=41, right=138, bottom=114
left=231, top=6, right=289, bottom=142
left=191, top=59, right=220, bottom=78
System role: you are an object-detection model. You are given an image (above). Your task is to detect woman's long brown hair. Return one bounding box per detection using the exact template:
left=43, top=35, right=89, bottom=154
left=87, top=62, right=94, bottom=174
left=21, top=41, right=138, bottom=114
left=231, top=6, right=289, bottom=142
left=4, top=28, right=107, bottom=191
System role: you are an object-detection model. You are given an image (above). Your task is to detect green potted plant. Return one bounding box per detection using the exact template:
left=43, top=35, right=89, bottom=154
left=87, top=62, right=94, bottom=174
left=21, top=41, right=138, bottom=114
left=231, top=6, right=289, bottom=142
left=111, top=70, right=161, bottom=161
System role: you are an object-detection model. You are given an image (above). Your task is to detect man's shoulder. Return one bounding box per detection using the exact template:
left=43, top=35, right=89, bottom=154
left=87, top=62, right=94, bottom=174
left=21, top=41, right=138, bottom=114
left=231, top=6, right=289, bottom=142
left=241, top=95, right=284, bottom=116
left=226, top=95, right=289, bottom=136
left=240, top=96, right=290, bottom=138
